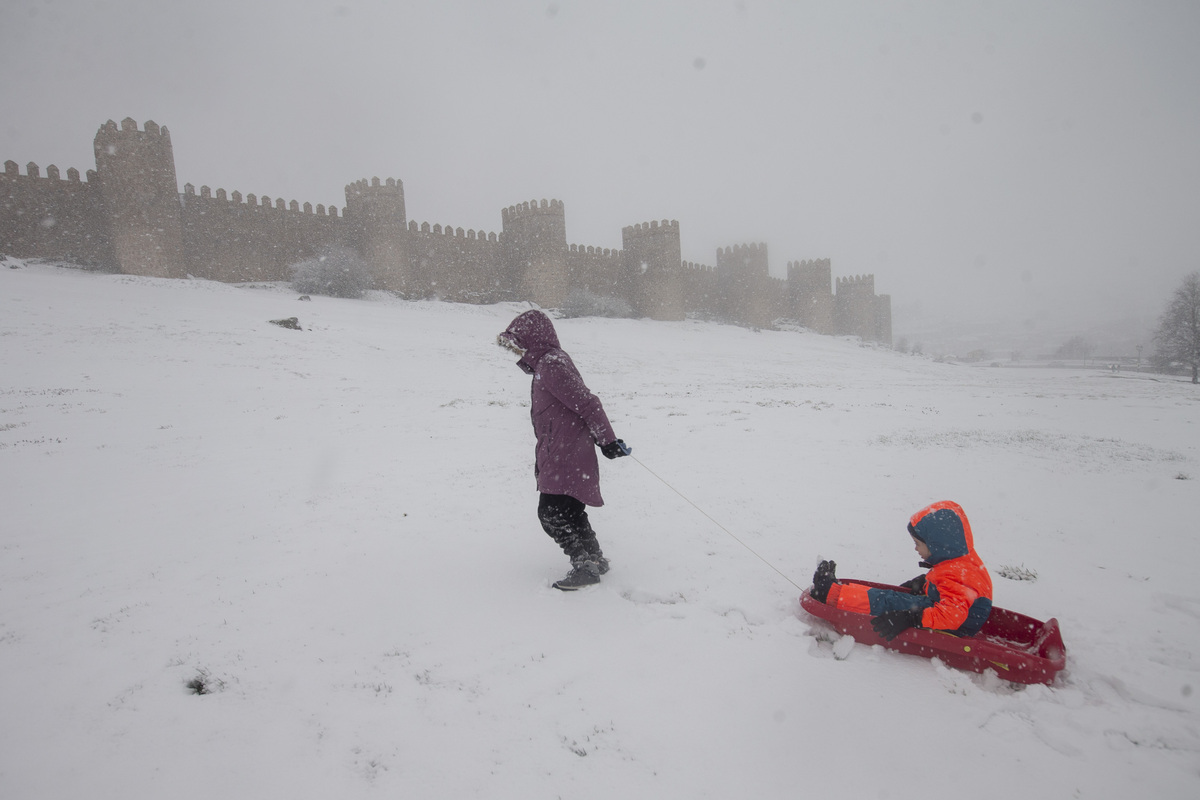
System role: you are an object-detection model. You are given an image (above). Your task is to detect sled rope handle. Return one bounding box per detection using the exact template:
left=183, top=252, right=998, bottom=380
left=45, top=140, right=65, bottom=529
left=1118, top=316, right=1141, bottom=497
left=629, top=454, right=805, bottom=592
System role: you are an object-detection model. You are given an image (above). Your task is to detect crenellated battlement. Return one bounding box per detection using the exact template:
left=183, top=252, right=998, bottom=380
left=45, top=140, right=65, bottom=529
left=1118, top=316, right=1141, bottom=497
left=501, top=198, right=564, bottom=225
left=96, top=117, right=172, bottom=140
left=407, top=220, right=499, bottom=242
left=347, top=176, right=403, bottom=193
left=345, top=177, right=404, bottom=217
left=182, top=182, right=341, bottom=216
left=621, top=219, right=680, bottom=239
left=787, top=258, right=831, bottom=291
left=719, top=242, right=768, bottom=257
left=717, top=243, right=770, bottom=279
left=569, top=243, right=622, bottom=258
left=2, top=116, right=891, bottom=342
left=836, top=274, right=875, bottom=292
left=2, top=160, right=91, bottom=182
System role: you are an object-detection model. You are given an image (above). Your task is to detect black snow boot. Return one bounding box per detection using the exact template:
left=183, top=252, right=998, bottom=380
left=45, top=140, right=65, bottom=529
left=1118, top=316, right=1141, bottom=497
left=553, top=556, right=603, bottom=591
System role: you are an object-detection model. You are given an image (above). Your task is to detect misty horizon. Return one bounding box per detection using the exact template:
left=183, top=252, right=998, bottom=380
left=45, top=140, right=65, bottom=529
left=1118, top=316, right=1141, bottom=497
left=2, top=0, right=1197, bottom=354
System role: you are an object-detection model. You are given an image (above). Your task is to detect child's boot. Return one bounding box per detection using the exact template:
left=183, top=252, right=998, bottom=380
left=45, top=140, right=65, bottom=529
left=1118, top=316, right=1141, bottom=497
left=553, top=555, right=603, bottom=591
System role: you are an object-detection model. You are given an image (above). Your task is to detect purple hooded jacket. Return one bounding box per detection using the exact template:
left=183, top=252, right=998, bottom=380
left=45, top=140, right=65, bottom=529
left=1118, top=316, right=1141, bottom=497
left=502, top=310, right=617, bottom=507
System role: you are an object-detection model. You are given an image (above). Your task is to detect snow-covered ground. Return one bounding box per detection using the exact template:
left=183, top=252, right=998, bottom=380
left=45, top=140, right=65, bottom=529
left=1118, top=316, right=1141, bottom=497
left=2, top=259, right=1197, bottom=799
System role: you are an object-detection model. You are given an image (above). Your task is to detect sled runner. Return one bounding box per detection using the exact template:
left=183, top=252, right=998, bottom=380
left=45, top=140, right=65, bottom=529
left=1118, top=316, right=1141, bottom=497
left=801, top=579, right=1066, bottom=685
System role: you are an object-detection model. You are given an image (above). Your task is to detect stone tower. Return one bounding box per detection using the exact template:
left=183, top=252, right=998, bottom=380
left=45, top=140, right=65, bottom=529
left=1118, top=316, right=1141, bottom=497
left=717, top=243, right=774, bottom=328
left=345, top=176, right=408, bottom=292
left=622, top=219, right=684, bottom=321
left=787, top=258, right=834, bottom=334
left=835, top=274, right=878, bottom=340
left=93, top=118, right=185, bottom=279
left=502, top=199, right=568, bottom=308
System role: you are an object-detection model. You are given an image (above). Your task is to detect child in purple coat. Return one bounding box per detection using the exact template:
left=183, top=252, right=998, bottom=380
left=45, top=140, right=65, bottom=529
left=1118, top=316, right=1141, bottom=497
left=498, top=310, right=630, bottom=590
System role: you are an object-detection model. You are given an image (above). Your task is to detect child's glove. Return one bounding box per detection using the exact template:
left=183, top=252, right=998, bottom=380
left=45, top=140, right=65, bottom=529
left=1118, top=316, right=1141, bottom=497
left=600, top=439, right=631, bottom=459
left=871, top=608, right=923, bottom=641
left=810, top=560, right=838, bottom=603
left=898, top=575, right=926, bottom=595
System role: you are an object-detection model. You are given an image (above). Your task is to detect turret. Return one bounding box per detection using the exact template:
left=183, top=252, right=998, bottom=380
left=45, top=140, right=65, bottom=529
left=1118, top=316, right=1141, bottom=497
left=622, top=219, right=684, bottom=321
left=344, top=176, right=409, bottom=292
left=717, top=243, right=774, bottom=328
left=787, top=258, right=834, bottom=333
left=834, top=274, right=878, bottom=340
left=501, top=199, right=568, bottom=307
left=93, top=118, right=185, bottom=278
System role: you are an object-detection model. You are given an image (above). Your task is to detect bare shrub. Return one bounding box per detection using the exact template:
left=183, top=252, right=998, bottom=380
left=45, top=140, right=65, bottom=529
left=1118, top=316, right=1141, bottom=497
left=290, top=246, right=370, bottom=299
left=561, top=289, right=634, bottom=319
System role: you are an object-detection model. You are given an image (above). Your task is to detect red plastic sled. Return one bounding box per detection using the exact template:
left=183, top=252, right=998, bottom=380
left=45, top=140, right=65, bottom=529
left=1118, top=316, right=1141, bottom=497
left=800, top=579, right=1066, bottom=685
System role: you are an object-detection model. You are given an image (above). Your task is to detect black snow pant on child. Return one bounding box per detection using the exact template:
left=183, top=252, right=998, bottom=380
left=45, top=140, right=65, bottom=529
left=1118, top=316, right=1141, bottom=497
left=537, top=493, right=604, bottom=565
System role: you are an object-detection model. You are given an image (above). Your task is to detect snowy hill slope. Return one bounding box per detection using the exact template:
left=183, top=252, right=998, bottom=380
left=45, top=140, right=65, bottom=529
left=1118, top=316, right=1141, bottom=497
left=1, top=260, right=1198, bottom=798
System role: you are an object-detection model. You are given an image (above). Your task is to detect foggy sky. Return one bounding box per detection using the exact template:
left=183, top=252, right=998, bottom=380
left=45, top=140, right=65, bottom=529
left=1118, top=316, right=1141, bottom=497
left=3, top=0, right=1198, bottom=352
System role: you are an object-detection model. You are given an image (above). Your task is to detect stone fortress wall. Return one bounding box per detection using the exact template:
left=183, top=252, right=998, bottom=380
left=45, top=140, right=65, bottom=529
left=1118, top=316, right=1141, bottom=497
left=1, top=118, right=890, bottom=343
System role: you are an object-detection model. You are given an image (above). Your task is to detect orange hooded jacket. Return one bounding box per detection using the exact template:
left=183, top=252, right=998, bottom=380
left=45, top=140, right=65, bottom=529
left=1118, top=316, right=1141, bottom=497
left=826, top=501, right=994, bottom=636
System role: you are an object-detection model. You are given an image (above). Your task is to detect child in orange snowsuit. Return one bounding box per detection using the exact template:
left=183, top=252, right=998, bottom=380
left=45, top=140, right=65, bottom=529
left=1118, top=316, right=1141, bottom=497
left=810, top=501, right=993, bottom=640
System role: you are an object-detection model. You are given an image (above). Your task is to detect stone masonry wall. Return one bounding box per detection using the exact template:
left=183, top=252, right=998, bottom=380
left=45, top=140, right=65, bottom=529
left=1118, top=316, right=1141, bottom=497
left=0, top=117, right=892, bottom=343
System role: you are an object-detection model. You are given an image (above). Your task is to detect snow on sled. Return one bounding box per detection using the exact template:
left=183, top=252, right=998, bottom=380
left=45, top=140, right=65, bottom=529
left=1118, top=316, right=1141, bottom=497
left=800, top=579, right=1066, bottom=685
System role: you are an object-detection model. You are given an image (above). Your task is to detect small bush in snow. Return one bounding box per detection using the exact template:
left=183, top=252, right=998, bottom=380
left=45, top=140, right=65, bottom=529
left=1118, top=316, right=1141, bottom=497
left=186, top=669, right=223, bottom=695
left=561, top=289, right=634, bottom=319
left=289, top=246, right=370, bottom=299
left=996, top=563, right=1039, bottom=582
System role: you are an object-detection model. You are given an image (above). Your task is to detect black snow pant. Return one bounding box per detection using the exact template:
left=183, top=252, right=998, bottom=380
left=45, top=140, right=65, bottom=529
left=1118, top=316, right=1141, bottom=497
left=538, top=493, right=603, bottom=563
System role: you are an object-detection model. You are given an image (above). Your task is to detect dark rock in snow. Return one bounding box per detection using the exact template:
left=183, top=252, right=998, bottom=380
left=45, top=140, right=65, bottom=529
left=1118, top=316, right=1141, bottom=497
left=270, top=317, right=302, bottom=330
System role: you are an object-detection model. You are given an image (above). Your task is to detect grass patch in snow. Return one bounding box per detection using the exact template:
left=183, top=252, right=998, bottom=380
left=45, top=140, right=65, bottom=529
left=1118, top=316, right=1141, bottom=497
left=996, top=564, right=1039, bottom=582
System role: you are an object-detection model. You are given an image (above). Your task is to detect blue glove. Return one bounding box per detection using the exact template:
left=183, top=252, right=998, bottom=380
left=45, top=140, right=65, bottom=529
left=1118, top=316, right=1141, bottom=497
left=600, top=439, right=631, bottom=459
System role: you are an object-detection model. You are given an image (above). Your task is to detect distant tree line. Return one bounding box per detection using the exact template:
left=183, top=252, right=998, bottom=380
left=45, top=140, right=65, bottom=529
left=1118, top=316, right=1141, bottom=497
left=1153, top=271, right=1200, bottom=383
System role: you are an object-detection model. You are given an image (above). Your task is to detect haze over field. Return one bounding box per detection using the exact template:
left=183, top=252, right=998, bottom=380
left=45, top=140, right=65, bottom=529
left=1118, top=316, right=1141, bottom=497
left=3, top=0, right=1198, bottom=355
